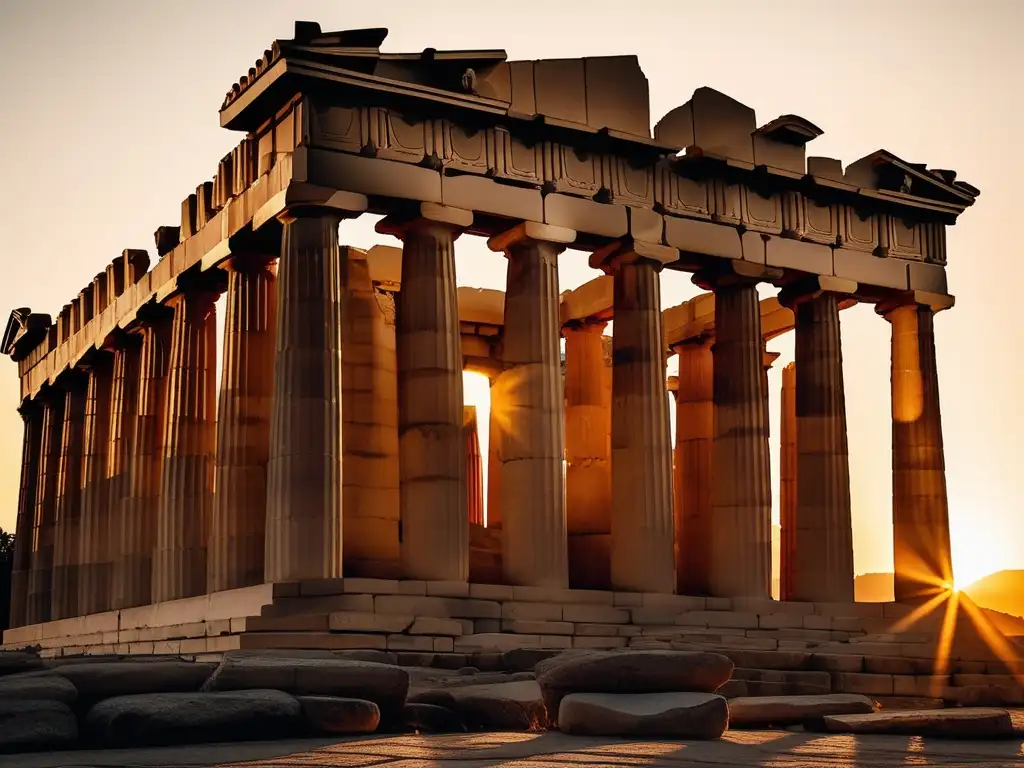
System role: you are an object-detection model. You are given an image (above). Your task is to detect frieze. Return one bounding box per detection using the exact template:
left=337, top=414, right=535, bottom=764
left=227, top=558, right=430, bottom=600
left=878, top=214, right=923, bottom=261
left=838, top=205, right=879, bottom=253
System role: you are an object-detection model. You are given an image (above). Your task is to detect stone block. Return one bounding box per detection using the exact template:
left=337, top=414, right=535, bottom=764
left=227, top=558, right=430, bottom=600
left=330, top=613, right=414, bottom=634
left=205, top=620, right=231, bottom=637
left=832, top=248, right=909, bottom=290
left=454, top=634, right=542, bottom=652
left=512, top=586, right=613, bottom=606
left=835, top=673, right=894, bottom=696
left=469, top=584, right=515, bottom=601
left=501, top=602, right=563, bottom=621
left=765, top=237, right=831, bottom=274
left=892, top=675, right=950, bottom=697
left=665, top=216, right=741, bottom=260
left=641, top=594, right=706, bottom=611
left=613, top=592, right=644, bottom=607
left=759, top=614, right=805, bottom=630
left=544, top=194, right=627, bottom=238
left=908, top=262, right=948, bottom=294
left=628, top=207, right=665, bottom=243
left=706, top=598, right=733, bottom=611
left=562, top=605, right=630, bottom=624
left=576, top=623, right=626, bottom=636
left=732, top=598, right=816, bottom=616
left=810, top=654, right=864, bottom=673
left=632, top=609, right=683, bottom=626
left=246, top=614, right=331, bottom=633
left=442, top=174, right=543, bottom=223
left=690, top=612, right=760, bottom=629
left=540, top=636, right=574, bottom=650
left=864, top=656, right=933, bottom=676
left=473, top=619, right=501, bottom=633
left=433, top=638, right=455, bottom=653
left=573, top=636, right=628, bottom=649
left=240, top=632, right=388, bottom=651
left=386, top=635, right=434, bottom=652
left=502, top=620, right=574, bottom=636
left=803, top=615, right=832, bottom=630
left=308, top=150, right=442, bottom=203
left=408, top=618, right=466, bottom=637
left=815, top=602, right=884, bottom=618
left=425, top=581, right=470, bottom=598
left=396, top=581, right=427, bottom=596
left=374, top=596, right=501, bottom=619
left=721, top=650, right=812, bottom=671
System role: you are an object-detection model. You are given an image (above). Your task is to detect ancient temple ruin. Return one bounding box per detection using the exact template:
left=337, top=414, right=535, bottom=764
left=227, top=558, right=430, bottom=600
left=3, top=24, right=989, bottom=670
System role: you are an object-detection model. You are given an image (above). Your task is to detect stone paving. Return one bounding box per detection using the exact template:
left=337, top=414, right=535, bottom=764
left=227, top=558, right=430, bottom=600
left=3, top=727, right=1023, bottom=768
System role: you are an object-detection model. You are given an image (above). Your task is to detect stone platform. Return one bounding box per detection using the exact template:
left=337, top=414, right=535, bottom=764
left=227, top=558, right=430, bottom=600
left=4, top=579, right=1023, bottom=707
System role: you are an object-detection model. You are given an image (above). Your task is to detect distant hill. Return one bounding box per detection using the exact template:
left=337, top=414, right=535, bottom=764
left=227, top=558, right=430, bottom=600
left=963, top=570, right=1024, bottom=619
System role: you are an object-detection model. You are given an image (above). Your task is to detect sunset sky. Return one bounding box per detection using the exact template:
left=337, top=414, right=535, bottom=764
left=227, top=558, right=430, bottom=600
left=0, top=0, right=1020, bottom=589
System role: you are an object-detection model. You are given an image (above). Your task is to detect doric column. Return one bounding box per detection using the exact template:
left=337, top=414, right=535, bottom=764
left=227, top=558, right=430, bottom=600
left=340, top=251, right=400, bottom=578
left=593, top=240, right=678, bottom=593
left=52, top=373, right=87, bottom=619
left=487, top=222, right=574, bottom=589
left=209, top=256, right=277, bottom=592
left=109, top=338, right=142, bottom=609
left=563, top=321, right=612, bottom=590
left=486, top=378, right=504, bottom=530
left=153, top=286, right=219, bottom=602
left=881, top=298, right=954, bottom=602
left=779, top=362, right=797, bottom=602
left=673, top=337, right=714, bottom=596
left=377, top=204, right=471, bottom=583
left=464, top=406, right=484, bottom=526
left=694, top=262, right=777, bottom=598
left=27, top=391, right=64, bottom=624
left=265, top=212, right=346, bottom=583
left=10, top=402, right=43, bottom=627
left=781, top=278, right=856, bottom=602
left=78, top=354, right=114, bottom=615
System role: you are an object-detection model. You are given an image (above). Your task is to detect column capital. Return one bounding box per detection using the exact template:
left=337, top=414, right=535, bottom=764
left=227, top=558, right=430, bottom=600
left=561, top=318, right=608, bottom=336
left=876, top=290, right=955, bottom=319
left=692, top=260, right=782, bottom=291
left=762, top=348, right=781, bottom=370
left=221, top=252, right=277, bottom=274
left=487, top=221, right=576, bottom=255
left=669, top=332, right=714, bottom=354
left=778, top=275, right=858, bottom=309
left=589, top=238, right=678, bottom=275
left=376, top=202, right=473, bottom=241
left=270, top=184, right=367, bottom=227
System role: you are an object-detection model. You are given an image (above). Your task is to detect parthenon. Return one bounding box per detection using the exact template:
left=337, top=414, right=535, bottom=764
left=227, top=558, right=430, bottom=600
left=2, top=22, right=981, bottom=657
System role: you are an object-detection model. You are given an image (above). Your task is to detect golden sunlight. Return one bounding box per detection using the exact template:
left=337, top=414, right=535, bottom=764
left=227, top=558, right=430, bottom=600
left=463, top=371, right=492, bottom=525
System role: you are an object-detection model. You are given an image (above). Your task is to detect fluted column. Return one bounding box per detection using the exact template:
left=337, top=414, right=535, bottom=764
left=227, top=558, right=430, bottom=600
left=209, top=256, right=277, bottom=592
left=78, top=355, right=114, bottom=615
left=10, top=403, right=43, bottom=627
left=109, top=338, right=142, bottom=609
left=593, top=241, right=678, bottom=593
left=265, top=213, right=345, bottom=582
left=782, top=283, right=855, bottom=602
left=153, top=289, right=218, bottom=602
left=488, top=222, right=573, bottom=589
left=486, top=378, right=504, bottom=530
left=464, top=406, right=484, bottom=526
left=563, top=321, right=612, bottom=589
left=779, top=362, right=797, bottom=601
left=883, top=300, right=953, bottom=602
left=378, top=205, right=471, bottom=583
left=52, top=375, right=87, bottom=619
left=697, top=268, right=772, bottom=598
left=27, top=392, right=64, bottom=624
left=673, top=337, right=714, bottom=596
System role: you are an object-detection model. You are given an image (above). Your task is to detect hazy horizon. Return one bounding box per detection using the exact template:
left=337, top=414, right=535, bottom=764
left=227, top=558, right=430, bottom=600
left=1, top=0, right=1021, bottom=589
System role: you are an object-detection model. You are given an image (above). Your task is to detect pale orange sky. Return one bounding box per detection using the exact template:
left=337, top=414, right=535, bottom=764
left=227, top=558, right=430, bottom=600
left=0, top=0, right=1020, bottom=588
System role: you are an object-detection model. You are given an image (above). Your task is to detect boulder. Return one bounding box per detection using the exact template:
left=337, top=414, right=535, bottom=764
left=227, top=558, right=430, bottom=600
left=0, top=672, right=77, bottom=704
left=84, top=690, right=303, bottom=748
left=42, top=661, right=214, bottom=702
left=202, top=653, right=409, bottom=722
left=410, top=680, right=545, bottom=731
left=728, top=694, right=875, bottom=728
left=535, top=650, right=733, bottom=722
left=818, top=708, right=1016, bottom=739
left=0, top=699, right=78, bottom=753
left=0, top=651, right=45, bottom=677
left=404, top=702, right=467, bottom=733
left=559, top=692, right=728, bottom=739
left=297, top=696, right=379, bottom=735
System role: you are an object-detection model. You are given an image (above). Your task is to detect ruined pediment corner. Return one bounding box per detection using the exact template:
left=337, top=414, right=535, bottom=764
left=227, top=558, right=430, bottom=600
left=755, top=114, right=824, bottom=146
left=3, top=307, right=50, bottom=360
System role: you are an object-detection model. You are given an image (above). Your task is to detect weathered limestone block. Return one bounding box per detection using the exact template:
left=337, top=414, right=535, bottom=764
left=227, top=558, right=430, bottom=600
left=673, top=338, right=713, bottom=596
left=412, top=680, right=546, bottom=730
left=209, top=256, right=277, bottom=592
left=78, top=356, right=114, bottom=616
left=85, top=690, right=303, bottom=748
left=564, top=323, right=612, bottom=590
left=727, top=694, right=874, bottom=727
left=817, top=707, right=1015, bottom=739
left=10, top=404, right=43, bottom=628
left=0, top=699, right=78, bottom=753
left=51, top=376, right=86, bottom=620
left=559, top=691, right=729, bottom=739
left=609, top=260, right=674, bottom=593
left=884, top=303, right=953, bottom=601
left=296, top=695, right=380, bottom=735
left=154, top=290, right=218, bottom=603
left=394, top=221, right=468, bottom=581
left=27, top=393, right=65, bottom=625
left=490, top=225, right=570, bottom=589
left=266, top=213, right=345, bottom=582
left=109, top=338, right=143, bottom=610
left=707, top=280, right=772, bottom=597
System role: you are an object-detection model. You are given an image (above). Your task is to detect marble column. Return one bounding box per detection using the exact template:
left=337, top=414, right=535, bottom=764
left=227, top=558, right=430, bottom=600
left=265, top=213, right=345, bottom=583
left=209, top=256, right=277, bottom=592
left=563, top=321, right=612, bottom=590
left=78, top=355, right=114, bottom=615
left=10, top=403, right=43, bottom=627
left=109, top=339, right=142, bottom=609
left=153, top=289, right=218, bottom=602
left=787, top=289, right=854, bottom=602
left=779, top=362, right=797, bottom=602
left=340, top=251, right=400, bottom=578
left=597, top=243, right=676, bottom=594
left=52, top=374, right=87, bottom=619
left=488, top=223, right=572, bottom=589
left=884, top=301, right=953, bottom=602
left=464, top=406, right=484, bottom=526
left=705, top=278, right=772, bottom=598
left=383, top=209, right=470, bottom=583
left=27, top=392, right=64, bottom=624
left=673, top=337, right=714, bottom=596
left=486, top=377, right=504, bottom=530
